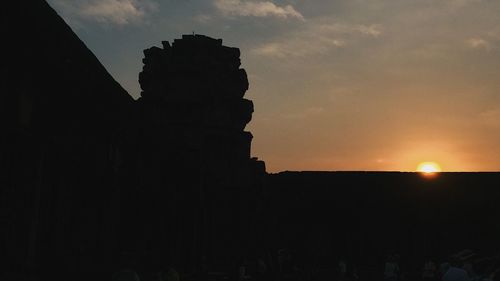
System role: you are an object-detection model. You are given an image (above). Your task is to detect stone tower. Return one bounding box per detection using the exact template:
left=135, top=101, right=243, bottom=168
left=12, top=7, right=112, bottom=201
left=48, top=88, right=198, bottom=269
left=139, top=34, right=258, bottom=174
left=116, top=34, right=266, bottom=271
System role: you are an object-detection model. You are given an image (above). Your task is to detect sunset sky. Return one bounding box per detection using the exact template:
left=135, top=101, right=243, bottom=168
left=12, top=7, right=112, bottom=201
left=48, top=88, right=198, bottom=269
left=47, top=0, right=500, bottom=172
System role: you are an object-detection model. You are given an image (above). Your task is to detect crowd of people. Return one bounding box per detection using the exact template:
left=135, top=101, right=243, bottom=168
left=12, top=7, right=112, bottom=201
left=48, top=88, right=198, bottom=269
left=377, top=251, right=500, bottom=281
left=109, top=250, right=500, bottom=281
left=382, top=250, right=500, bottom=281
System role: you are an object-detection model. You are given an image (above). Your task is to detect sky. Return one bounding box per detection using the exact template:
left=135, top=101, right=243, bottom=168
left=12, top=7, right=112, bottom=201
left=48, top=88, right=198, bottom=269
left=47, top=0, right=500, bottom=172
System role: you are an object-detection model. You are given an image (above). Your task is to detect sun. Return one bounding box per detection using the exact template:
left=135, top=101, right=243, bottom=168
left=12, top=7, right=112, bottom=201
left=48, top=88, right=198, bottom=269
left=417, top=162, right=441, bottom=174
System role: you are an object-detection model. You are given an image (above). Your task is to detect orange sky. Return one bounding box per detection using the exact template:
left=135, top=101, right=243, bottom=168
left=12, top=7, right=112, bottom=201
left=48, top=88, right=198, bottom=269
left=48, top=0, right=500, bottom=172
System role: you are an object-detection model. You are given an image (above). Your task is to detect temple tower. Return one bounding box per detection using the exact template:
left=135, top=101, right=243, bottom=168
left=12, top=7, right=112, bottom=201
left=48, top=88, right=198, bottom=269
left=119, top=34, right=266, bottom=272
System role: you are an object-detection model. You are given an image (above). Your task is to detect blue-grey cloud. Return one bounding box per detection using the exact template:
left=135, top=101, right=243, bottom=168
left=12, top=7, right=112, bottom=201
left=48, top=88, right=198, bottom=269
left=214, top=0, right=304, bottom=20
left=47, top=0, right=158, bottom=26
left=251, top=21, right=382, bottom=58
left=45, top=0, right=500, bottom=171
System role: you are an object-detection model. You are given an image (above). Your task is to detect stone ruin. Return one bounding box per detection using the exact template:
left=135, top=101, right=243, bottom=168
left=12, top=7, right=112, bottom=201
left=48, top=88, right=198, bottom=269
left=137, top=34, right=264, bottom=176
left=4, top=1, right=500, bottom=278
left=2, top=9, right=267, bottom=276
left=140, top=34, right=252, bottom=130
left=112, top=34, right=267, bottom=272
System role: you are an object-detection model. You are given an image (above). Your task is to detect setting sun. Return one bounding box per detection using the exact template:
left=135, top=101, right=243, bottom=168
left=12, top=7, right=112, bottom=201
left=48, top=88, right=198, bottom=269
left=417, top=162, right=441, bottom=174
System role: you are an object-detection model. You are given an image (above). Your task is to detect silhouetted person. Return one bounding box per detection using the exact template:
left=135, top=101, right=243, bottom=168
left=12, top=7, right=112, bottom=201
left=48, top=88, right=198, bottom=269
left=384, top=254, right=400, bottom=281
left=349, top=263, right=359, bottom=281
left=162, top=267, right=180, bottom=281
left=463, top=261, right=477, bottom=280
left=423, top=260, right=438, bottom=281
left=469, top=260, right=497, bottom=281
left=338, top=259, right=348, bottom=281
left=442, top=258, right=469, bottom=281
left=441, top=263, right=451, bottom=279
left=256, top=256, right=269, bottom=281
left=238, top=258, right=252, bottom=281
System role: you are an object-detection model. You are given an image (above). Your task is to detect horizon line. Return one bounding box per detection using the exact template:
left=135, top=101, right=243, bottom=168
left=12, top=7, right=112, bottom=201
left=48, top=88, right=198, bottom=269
left=272, top=170, right=500, bottom=174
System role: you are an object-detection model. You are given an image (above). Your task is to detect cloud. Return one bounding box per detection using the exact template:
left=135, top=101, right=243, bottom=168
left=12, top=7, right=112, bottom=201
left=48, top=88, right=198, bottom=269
left=357, top=24, right=383, bottom=37
left=48, top=0, right=158, bottom=26
left=466, top=38, right=492, bottom=50
left=253, top=37, right=346, bottom=58
left=214, top=0, right=304, bottom=20
left=252, top=22, right=382, bottom=58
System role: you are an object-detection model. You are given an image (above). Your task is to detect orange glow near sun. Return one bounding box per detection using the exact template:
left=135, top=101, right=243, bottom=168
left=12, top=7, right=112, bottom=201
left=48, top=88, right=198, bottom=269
left=417, top=162, right=441, bottom=174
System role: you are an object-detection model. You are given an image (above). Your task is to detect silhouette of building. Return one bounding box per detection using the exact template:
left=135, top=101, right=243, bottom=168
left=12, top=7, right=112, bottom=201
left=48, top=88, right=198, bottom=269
left=1, top=1, right=265, bottom=279
left=3, top=2, right=500, bottom=281
left=113, top=34, right=266, bottom=273
left=1, top=1, right=134, bottom=280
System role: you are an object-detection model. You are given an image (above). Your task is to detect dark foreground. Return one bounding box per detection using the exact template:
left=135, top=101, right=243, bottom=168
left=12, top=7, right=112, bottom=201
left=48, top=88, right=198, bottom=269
left=268, top=171, right=500, bottom=263
left=2, top=1, right=500, bottom=280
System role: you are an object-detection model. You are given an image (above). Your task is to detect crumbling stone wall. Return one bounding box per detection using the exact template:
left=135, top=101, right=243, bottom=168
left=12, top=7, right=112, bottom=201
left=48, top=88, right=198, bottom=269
left=139, top=35, right=253, bottom=131
left=137, top=34, right=263, bottom=178
left=113, top=35, right=266, bottom=273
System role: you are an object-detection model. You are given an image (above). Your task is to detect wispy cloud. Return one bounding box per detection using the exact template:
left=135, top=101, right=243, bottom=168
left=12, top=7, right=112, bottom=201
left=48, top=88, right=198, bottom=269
left=214, top=0, right=304, bottom=20
left=357, top=24, right=383, bottom=37
left=48, top=0, right=158, bottom=26
left=252, top=38, right=346, bottom=58
left=252, top=22, right=382, bottom=58
left=466, top=37, right=492, bottom=50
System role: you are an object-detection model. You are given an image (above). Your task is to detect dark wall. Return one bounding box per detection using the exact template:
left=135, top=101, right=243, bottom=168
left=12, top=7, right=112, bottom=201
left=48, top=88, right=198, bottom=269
left=265, top=172, right=500, bottom=268
left=112, top=35, right=267, bottom=273
left=1, top=1, right=134, bottom=279
left=0, top=2, right=266, bottom=280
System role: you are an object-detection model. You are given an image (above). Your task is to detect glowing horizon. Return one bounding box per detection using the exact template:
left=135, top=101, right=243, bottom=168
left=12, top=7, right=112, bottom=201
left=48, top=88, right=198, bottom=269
left=47, top=0, right=500, bottom=173
left=417, top=162, right=441, bottom=174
